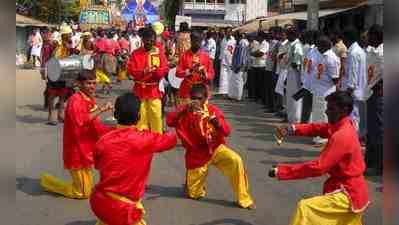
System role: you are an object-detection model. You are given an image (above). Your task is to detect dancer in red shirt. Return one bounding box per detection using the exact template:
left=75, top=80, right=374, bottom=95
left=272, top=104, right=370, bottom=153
left=269, top=91, right=369, bottom=225
left=166, top=84, right=255, bottom=209
left=90, top=92, right=177, bottom=225
left=127, top=27, right=168, bottom=133
left=41, top=70, right=114, bottom=199
left=176, top=31, right=214, bottom=105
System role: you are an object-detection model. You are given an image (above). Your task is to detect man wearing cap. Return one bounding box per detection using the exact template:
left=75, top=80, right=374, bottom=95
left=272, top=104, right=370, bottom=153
left=127, top=27, right=168, bottom=133
left=40, top=70, right=114, bottom=199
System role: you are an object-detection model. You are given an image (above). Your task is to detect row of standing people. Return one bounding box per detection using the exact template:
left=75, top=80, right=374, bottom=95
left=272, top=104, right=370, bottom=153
left=204, top=24, right=383, bottom=176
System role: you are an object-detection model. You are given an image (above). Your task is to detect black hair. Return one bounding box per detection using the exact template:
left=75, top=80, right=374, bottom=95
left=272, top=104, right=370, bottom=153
left=317, top=35, right=332, bottom=49
left=140, top=27, right=156, bottom=40
left=190, top=31, right=202, bottom=42
left=343, top=28, right=359, bottom=45
left=114, top=92, right=141, bottom=125
left=77, top=69, right=96, bottom=81
left=179, top=22, right=190, bottom=32
left=368, top=24, right=383, bottom=44
left=190, top=83, right=208, bottom=98
left=325, top=91, right=354, bottom=114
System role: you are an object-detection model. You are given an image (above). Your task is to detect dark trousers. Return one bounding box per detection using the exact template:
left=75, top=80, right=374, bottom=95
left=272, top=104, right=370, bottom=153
left=366, top=92, right=383, bottom=173
left=213, top=59, right=221, bottom=88
left=263, top=70, right=274, bottom=108
left=247, top=68, right=256, bottom=99
left=253, top=67, right=265, bottom=101
left=301, top=90, right=313, bottom=123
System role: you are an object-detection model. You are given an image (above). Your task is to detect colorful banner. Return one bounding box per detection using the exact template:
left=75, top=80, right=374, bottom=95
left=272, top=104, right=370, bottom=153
left=121, top=0, right=161, bottom=28
left=79, top=9, right=111, bottom=25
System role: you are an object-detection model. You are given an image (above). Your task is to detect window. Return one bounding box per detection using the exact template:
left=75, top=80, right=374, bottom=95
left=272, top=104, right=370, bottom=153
left=229, top=0, right=245, bottom=3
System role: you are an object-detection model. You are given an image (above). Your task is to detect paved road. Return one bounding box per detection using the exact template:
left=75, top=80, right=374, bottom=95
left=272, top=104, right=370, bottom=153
left=16, top=69, right=382, bottom=225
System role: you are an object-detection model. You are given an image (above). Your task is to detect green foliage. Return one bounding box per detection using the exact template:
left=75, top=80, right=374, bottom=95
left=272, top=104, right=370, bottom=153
left=160, top=0, right=180, bottom=27
left=17, top=0, right=81, bottom=24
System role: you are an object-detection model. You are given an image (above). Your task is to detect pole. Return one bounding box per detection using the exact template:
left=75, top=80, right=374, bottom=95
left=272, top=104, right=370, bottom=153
left=307, top=0, right=319, bottom=30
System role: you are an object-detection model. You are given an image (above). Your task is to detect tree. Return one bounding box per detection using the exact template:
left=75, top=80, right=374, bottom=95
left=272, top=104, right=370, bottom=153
left=16, top=0, right=81, bottom=24
left=160, top=0, right=181, bottom=28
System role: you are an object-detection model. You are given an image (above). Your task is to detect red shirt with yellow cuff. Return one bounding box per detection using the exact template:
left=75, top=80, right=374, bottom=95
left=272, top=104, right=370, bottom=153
left=63, top=92, right=113, bottom=169
left=176, top=50, right=215, bottom=98
left=166, top=104, right=230, bottom=169
left=90, top=127, right=177, bottom=225
left=276, top=116, right=369, bottom=212
left=127, top=46, right=168, bottom=100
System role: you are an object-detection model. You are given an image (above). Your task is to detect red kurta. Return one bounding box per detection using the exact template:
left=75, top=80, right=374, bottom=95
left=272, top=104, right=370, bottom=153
left=95, top=38, right=107, bottom=53
left=166, top=104, right=230, bottom=169
left=127, top=46, right=168, bottom=100
left=276, top=117, right=369, bottom=212
left=90, top=127, right=177, bottom=225
left=63, top=92, right=113, bottom=169
left=119, top=38, right=130, bottom=52
left=176, top=50, right=214, bottom=98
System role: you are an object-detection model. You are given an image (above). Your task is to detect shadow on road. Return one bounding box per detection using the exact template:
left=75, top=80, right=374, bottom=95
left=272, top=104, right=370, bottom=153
left=65, top=220, right=96, bottom=225
left=259, top=159, right=305, bottom=166
left=16, top=177, right=56, bottom=197
left=16, top=114, right=47, bottom=124
left=145, top=184, right=185, bottom=200
left=247, top=147, right=319, bottom=158
left=192, top=218, right=255, bottom=225
left=145, top=184, right=239, bottom=208
left=17, top=104, right=46, bottom=112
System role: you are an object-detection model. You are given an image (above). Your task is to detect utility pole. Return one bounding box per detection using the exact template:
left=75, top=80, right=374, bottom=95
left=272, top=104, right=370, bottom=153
left=307, top=0, right=319, bottom=30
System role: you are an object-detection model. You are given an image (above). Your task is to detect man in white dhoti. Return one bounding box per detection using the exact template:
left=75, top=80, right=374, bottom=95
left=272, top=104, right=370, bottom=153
left=286, top=26, right=304, bottom=123
left=341, top=29, right=367, bottom=141
left=310, top=36, right=341, bottom=145
left=218, top=28, right=236, bottom=97
left=228, top=33, right=250, bottom=101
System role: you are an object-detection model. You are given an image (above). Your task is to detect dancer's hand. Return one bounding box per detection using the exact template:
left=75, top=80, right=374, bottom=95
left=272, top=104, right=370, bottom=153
left=99, top=102, right=113, bottom=113
left=209, top=115, right=220, bottom=129
left=268, top=165, right=277, bottom=178
left=276, top=125, right=289, bottom=139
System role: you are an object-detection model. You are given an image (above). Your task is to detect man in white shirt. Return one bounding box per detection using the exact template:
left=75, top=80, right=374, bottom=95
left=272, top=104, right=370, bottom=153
left=310, top=36, right=341, bottom=145
left=265, top=31, right=278, bottom=111
left=300, top=30, right=318, bottom=123
left=206, top=32, right=217, bottom=60
left=249, top=32, right=269, bottom=102
left=365, top=24, right=383, bottom=176
left=218, top=28, right=236, bottom=97
left=274, top=29, right=290, bottom=118
left=342, top=29, right=367, bottom=141
left=129, top=30, right=142, bottom=53
left=286, top=26, right=304, bottom=123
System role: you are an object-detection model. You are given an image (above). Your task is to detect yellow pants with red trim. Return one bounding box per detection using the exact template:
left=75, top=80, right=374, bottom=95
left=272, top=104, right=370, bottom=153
left=40, top=168, right=93, bottom=199
left=137, top=99, right=163, bottom=134
left=96, top=69, right=111, bottom=85
left=95, top=192, right=147, bottom=225
left=186, top=144, right=254, bottom=208
left=289, top=192, right=363, bottom=225
left=96, top=220, right=146, bottom=225
left=117, top=69, right=128, bottom=81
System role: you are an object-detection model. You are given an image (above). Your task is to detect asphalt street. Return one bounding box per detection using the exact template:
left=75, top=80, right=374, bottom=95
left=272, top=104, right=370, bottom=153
left=16, top=69, right=382, bottom=225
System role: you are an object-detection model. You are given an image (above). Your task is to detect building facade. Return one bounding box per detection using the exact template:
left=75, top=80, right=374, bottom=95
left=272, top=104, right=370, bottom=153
left=181, top=0, right=268, bottom=27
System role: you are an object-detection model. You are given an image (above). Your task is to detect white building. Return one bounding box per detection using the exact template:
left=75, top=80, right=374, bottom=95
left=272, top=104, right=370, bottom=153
left=181, top=0, right=268, bottom=27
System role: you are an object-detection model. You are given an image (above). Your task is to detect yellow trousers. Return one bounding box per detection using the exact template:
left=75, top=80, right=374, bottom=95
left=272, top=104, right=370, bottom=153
left=137, top=99, right=163, bottom=133
left=289, top=192, right=363, bottom=225
left=186, top=144, right=254, bottom=208
left=96, top=69, right=111, bottom=85
left=117, top=69, right=128, bottom=81
left=96, top=220, right=146, bottom=225
left=40, top=168, right=93, bottom=199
